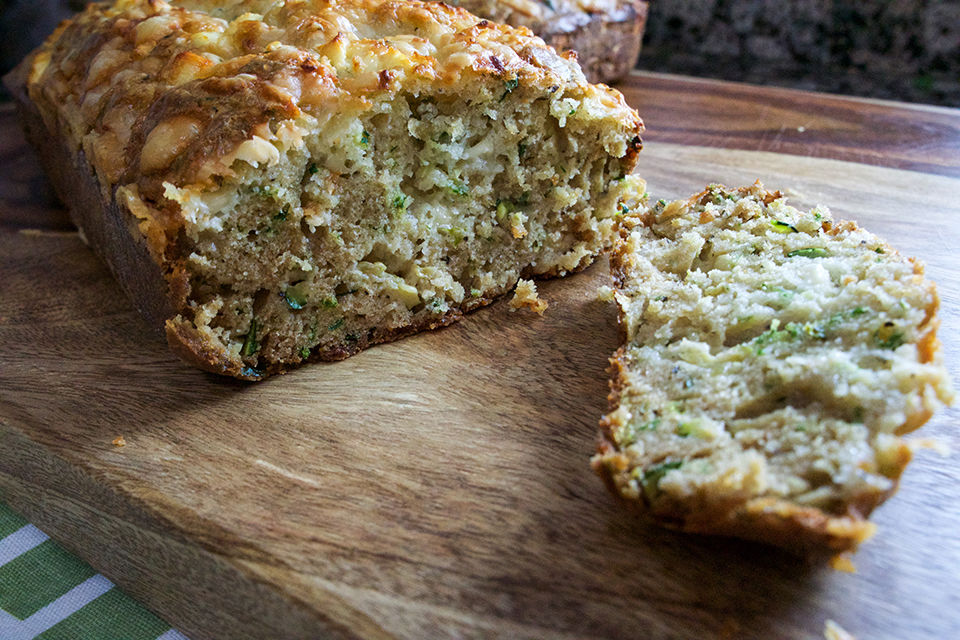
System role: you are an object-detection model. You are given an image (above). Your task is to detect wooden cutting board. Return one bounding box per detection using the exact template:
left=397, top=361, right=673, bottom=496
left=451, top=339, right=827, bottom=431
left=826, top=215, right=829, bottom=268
left=1, top=132, right=958, bottom=638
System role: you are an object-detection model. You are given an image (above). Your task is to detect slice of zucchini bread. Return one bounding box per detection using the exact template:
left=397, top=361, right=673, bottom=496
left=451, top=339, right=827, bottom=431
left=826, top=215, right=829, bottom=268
left=592, top=182, right=954, bottom=555
left=11, top=0, right=643, bottom=379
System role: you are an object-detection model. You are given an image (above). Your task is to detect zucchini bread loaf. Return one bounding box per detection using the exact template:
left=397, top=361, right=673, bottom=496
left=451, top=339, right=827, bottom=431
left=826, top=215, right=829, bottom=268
left=592, top=182, right=954, bottom=556
left=440, top=0, right=648, bottom=84
left=10, top=0, right=644, bottom=379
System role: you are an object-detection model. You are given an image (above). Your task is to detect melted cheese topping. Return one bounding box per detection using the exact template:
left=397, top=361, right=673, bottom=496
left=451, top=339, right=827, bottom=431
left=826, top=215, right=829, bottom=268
left=30, top=0, right=637, bottom=187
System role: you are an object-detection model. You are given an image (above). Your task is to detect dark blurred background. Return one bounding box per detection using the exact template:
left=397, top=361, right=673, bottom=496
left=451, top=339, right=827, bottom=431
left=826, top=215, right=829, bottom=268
left=1, top=0, right=83, bottom=89
left=2, top=0, right=959, bottom=107
left=638, top=0, right=960, bottom=107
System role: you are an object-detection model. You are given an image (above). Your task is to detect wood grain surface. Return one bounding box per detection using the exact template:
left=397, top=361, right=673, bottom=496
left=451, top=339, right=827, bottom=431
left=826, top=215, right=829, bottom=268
left=621, top=71, right=960, bottom=179
left=1, top=73, right=959, bottom=640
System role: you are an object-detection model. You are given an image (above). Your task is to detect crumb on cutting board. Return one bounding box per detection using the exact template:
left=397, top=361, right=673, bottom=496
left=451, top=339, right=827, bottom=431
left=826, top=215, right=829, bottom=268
left=596, top=284, right=615, bottom=302
left=824, top=619, right=856, bottom=640
left=509, top=279, right=548, bottom=315
left=829, top=553, right=857, bottom=573
left=907, top=437, right=951, bottom=457
left=112, top=436, right=126, bottom=447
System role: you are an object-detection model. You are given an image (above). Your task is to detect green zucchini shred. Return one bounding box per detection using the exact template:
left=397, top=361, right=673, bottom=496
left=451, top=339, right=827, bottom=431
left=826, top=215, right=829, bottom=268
left=770, top=220, right=798, bottom=234
left=241, top=318, right=259, bottom=356
left=787, top=247, right=828, bottom=258
left=640, top=460, right=684, bottom=501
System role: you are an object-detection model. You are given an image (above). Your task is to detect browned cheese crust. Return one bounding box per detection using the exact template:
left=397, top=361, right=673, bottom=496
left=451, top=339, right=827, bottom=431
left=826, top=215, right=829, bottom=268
left=593, top=182, right=954, bottom=557
left=10, top=0, right=644, bottom=379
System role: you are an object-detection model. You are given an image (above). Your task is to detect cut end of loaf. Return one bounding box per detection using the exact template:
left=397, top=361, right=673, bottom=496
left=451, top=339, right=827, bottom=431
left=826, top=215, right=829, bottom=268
left=149, top=76, right=642, bottom=379
left=594, top=181, right=955, bottom=556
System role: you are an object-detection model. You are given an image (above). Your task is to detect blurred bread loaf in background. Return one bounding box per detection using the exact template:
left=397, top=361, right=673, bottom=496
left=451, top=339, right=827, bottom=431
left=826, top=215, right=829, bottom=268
left=443, top=0, right=648, bottom=84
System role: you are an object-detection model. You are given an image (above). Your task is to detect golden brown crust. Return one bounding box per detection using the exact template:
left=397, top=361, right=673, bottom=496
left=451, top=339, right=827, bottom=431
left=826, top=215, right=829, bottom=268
left=678, top=497, right=879, bottom=556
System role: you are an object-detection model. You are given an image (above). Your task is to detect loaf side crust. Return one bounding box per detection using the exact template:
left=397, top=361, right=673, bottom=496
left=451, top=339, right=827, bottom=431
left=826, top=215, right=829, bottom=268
left=6, top=59, right=174, bottom=330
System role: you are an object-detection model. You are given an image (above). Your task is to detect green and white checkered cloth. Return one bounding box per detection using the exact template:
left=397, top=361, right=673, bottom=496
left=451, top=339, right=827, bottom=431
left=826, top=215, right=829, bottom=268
left=0, top=502, right=188, bottom=640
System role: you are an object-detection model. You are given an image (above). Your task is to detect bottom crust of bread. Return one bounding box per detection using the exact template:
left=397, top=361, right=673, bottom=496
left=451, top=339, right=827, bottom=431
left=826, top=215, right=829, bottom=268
left=594, top=351, right=892, bottom=557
